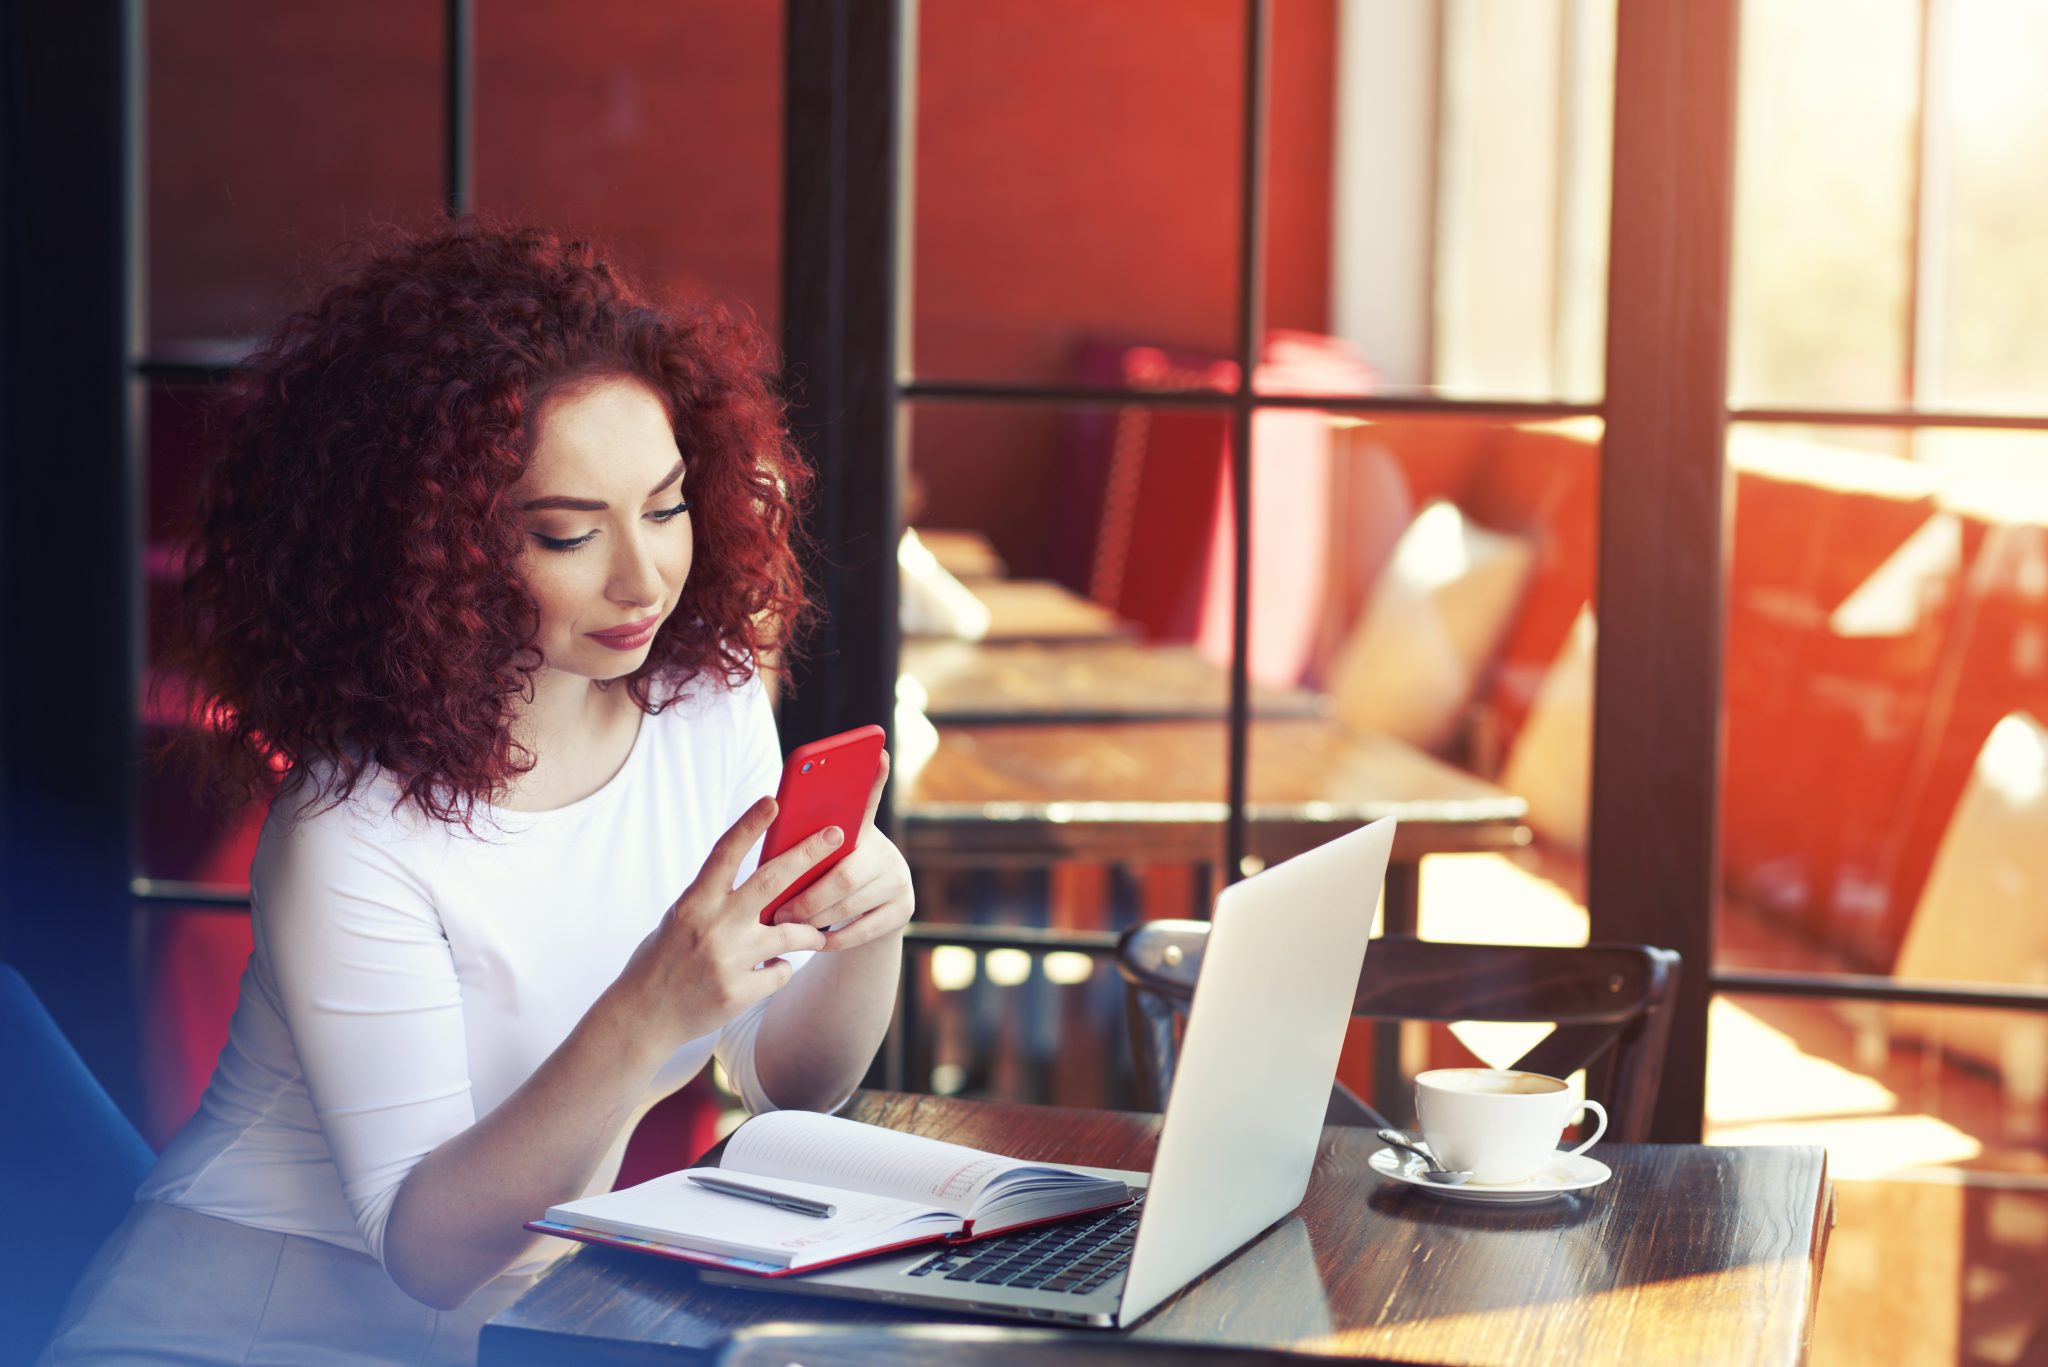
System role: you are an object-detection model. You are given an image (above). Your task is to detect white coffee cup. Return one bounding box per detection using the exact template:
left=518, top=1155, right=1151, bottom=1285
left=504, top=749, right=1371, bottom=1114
left=1413, top=1067, right=1608, bottom=1185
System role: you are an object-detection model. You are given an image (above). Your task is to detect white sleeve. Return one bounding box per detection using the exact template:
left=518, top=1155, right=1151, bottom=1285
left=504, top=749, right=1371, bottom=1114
left=251, top=792, right=473, bottom=1271
left=710, top=671, right=826, bottom=1113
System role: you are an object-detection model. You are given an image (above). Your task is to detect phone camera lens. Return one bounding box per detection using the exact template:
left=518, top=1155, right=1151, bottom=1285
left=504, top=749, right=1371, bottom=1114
left=801, top=762, right=814, bottom=773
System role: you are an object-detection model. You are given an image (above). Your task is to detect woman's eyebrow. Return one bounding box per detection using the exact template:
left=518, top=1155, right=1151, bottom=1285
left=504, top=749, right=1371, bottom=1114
left=520, top=457, right=688, bottom=512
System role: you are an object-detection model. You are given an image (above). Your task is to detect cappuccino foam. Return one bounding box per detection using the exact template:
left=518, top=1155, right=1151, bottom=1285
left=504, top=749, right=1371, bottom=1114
left=1422, top=1069, right=1563, bottom=1096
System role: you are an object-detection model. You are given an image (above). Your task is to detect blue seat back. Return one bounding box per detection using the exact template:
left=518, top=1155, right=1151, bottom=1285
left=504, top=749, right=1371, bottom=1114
left=0, top=963, right=155, bottom=1359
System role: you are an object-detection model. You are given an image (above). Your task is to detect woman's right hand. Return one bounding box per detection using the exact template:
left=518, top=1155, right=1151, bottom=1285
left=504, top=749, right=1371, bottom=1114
left=609, top=796, right=834, bottom=1055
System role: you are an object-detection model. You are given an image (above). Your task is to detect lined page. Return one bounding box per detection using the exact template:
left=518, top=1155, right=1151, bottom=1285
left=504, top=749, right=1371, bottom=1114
left=724, top=1111, right=1031, bottom=1216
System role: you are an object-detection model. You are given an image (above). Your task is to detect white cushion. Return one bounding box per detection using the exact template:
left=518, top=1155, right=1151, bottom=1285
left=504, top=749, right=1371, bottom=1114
left=1328, top=501, right=1535, bottom=752
left=1498, top=607, right=1595, bottom=853
left=892, top=673, right=942, bottom=791
left=1892, top=712, right=2048, bottom=1103
left=898, top=528, right=992, bottom=640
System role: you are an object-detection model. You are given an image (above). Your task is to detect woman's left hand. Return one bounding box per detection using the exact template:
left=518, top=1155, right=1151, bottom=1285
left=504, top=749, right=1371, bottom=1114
left=768, top=751, right=915, bottom=952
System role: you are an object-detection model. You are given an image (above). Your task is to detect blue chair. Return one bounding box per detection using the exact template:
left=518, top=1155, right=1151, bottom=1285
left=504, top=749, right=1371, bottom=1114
left=0, top=964, right=154, bottom=1361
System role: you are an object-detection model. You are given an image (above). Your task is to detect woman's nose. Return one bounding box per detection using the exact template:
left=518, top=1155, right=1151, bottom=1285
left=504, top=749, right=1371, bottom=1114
left=608, top=531, right=664, bottom=607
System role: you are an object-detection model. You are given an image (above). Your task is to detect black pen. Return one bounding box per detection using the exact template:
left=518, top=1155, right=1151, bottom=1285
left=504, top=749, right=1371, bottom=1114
left=687, top=1173, right=837, bottom=1218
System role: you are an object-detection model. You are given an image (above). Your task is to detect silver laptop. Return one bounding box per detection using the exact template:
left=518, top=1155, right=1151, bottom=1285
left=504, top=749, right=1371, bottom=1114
left=700, top=816, right=1396, bottom=1329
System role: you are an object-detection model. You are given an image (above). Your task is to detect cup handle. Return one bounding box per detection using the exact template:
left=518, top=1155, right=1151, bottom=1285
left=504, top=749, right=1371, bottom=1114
left=1564, top=1099, right=1608, bottom=1156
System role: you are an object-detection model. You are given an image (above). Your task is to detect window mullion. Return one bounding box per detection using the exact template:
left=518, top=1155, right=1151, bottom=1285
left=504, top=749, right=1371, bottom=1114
left=444, top=0, right=473, bottom=218
left=1224, top=0, right=1271, bottom=886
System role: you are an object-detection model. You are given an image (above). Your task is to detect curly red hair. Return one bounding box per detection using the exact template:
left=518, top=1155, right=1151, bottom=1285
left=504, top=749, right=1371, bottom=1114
left=163, top=220, right=812, bottom=828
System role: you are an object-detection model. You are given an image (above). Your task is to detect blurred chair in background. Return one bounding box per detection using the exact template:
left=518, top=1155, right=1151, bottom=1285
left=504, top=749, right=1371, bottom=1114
left=1118, top=925, right=1679, bottom=1139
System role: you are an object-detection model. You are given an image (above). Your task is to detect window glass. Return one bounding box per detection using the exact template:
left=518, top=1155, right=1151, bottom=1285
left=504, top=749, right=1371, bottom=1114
left=1245, top=414, right=1599, bottom=1116
left=147, top=1, right=440, bottom=348
left=899, top=398, right=1235, bottom=1105
left=1926, top=0, right=2048, bottom=411
left=898, top=397, right=1230, bottom=812
left=474, top=2, right=784, bottom=329
left=1719, top=423, right=2048, bottom=989
left=1253, top=0, right=1343, bottom=382
left=1424, top=0, right=1614, bottom=402
left=139, top=381, right=274, bottom=892
left=910, top=0, right=1244, bottom=385
left=1718, top=4, right=2048, bottom=1189
left=1710, top=993, right=2045, bottom=1175
left=1728, top=0, right=1918, bottom=409
left=1550, top=0, right=1615, bottom=404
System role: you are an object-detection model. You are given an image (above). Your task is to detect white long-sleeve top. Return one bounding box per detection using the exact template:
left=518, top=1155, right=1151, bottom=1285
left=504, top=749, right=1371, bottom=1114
left=139, top=671, right=809, bottom=1276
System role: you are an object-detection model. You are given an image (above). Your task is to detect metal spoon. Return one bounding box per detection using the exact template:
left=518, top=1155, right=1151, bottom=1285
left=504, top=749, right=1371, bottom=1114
left=1377, top=1128, right=1474, bottom=1185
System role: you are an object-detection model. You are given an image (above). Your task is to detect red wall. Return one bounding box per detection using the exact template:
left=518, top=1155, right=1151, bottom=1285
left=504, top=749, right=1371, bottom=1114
left=148, top=2, right=784, bottom=344
left=910, top=0, right=1337, bottom=573
left=150, top=2, right=1336, bottom=577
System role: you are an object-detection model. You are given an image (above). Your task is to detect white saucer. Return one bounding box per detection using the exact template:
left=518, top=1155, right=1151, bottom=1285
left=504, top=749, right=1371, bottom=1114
left=1368, top=1146, right=1612, bottom=1203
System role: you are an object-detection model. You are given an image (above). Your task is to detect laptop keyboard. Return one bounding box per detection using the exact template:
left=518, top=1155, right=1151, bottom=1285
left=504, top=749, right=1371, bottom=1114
left=903, top=1197, right=1144, bottom=1295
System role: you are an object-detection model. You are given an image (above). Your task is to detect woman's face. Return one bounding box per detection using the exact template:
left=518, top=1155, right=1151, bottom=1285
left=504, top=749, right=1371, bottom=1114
left=510, top=376, right=693, bottom=683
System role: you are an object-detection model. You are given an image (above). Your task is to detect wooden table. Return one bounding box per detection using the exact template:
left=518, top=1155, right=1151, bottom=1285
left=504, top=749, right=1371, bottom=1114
left=904, top=638, right=1328, bottom=725
left=898, top=717, right=1528, bottom=927
left=913, top=527, right=1008, bottom=580
left=483, top=1093, right=1834, bottom=1366
left=907, top=579, right=1133, bottom=643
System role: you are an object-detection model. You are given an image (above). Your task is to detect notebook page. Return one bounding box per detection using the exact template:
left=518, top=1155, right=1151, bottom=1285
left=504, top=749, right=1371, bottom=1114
left=723, top=1111, right=1032, bottom=1217
left=545, top=1169, right=951, bottom=1268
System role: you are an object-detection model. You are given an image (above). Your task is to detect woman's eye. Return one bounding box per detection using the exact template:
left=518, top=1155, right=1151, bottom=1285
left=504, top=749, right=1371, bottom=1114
left=532, top=530, right=597, bottom=552
left=529, top=502, right=686, bottom=552
left=648, top=499, right=693, bottom=523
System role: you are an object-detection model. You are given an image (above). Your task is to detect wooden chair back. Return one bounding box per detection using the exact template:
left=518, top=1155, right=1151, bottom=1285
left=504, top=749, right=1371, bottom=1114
left=1117, top=927, right=1680, bottom=1140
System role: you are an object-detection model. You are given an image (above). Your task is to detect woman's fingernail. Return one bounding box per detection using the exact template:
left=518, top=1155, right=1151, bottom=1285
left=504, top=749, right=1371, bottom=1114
left=825, top=826, right=844, bottom=847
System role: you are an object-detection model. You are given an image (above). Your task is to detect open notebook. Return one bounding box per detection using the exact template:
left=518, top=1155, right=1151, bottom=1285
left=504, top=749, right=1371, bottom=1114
left=527, top=1110, right=1134, bottom=1277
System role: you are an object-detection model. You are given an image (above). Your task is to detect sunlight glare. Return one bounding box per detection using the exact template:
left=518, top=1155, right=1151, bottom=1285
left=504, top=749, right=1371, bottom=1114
left=1830, top=513, right=1961, bottom=637
left=1706, top=996, right=1896, bottom=1126
left=1394, top=501, right=1475, bottom=589
left=1710, top=1114, right=1982, bottom=1179
left=1978, top=713, right=2048, bottom=808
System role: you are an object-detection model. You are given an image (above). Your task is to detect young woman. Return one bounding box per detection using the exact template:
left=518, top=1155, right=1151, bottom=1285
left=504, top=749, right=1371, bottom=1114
left=41, top=222, right=912, bottom=1365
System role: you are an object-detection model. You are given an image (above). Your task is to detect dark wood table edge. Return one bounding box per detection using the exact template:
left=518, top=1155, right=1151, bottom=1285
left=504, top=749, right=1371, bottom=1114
left=1799, top=1153, right=1836, bottom=1365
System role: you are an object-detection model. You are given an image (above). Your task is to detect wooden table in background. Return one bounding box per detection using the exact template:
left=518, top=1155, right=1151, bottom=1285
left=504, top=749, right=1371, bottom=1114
left=904, top=638, right=1328, bottom=725
left=913, top=527, right=1008, bottom=580
left=907, top=580, right=1133, bottom=643
left=898, top=717, right=1528, bottom=922
left=483, top=1092, right=1834, bottom=1366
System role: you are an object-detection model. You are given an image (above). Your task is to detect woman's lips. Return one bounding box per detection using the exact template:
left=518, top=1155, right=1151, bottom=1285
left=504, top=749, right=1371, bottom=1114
left=585, top=613, right=662, bottom=650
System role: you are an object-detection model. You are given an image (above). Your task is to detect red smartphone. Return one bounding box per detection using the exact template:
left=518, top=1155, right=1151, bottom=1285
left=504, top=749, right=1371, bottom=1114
left=756, top=724, right=888, bottom=924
